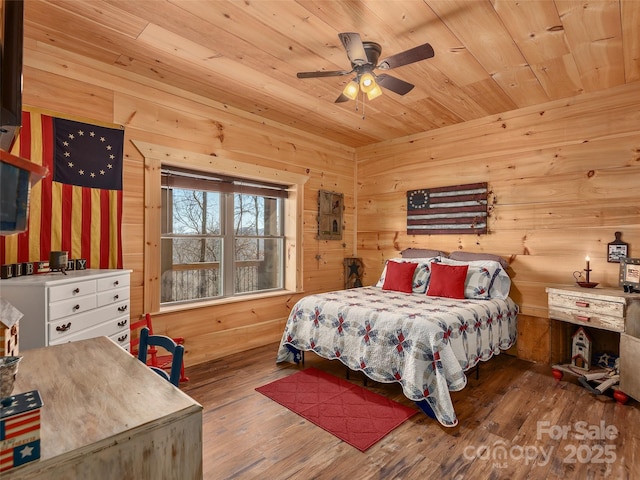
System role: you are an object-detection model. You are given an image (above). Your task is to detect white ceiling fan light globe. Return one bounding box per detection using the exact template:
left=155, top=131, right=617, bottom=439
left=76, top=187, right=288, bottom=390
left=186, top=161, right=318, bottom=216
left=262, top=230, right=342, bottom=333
left=359, top=72, right=376, bottom=93
left=367, top=84, right=382, bottom=100
left=342, top=80, right=359, bottom=100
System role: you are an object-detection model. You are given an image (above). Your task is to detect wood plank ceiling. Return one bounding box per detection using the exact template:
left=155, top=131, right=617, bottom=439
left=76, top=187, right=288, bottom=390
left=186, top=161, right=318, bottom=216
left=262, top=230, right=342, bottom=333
left=22, top=0, right=640, bottom=148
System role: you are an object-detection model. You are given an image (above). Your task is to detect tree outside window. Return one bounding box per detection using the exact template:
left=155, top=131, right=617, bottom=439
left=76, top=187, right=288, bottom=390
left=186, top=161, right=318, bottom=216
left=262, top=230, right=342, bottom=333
left=160, top=169, right=285, bottom=305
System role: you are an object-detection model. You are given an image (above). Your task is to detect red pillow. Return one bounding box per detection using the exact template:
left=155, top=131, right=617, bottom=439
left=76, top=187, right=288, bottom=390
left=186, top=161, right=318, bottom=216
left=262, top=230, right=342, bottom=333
left=382, top=261, right=418, bottom=293
left=427, top=263, right=468, bottom=299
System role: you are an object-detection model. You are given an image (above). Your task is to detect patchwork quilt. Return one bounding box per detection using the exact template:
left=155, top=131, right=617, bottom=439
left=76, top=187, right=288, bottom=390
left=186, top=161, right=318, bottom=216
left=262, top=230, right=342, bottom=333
left=277, top=286, right=519, bottom=427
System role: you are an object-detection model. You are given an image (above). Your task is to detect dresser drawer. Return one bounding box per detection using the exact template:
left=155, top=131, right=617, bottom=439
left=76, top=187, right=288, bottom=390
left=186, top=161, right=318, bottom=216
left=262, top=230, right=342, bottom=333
left=548, top=291, right=625, bottom=332
left=49, top=295, right=98, bottom=321
left=547, top=305, right=624, bottom=332
left=49, top=300, right=130, bottom=342
left=548, top=292, right=625, bottom=317
left=49, top=280, right=97, bottom=302
left=97, top=286, right=130, bottom=307
left=110, top=328, right=131, bottom=350
left=49, top=314, right=130, bottom=346
left=97, top=274, right=130, bottom=292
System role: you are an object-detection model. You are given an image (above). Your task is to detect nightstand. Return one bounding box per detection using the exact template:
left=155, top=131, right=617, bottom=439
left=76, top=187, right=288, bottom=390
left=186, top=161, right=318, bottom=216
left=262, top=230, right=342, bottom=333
left=546, top=286, right=640, bottom=403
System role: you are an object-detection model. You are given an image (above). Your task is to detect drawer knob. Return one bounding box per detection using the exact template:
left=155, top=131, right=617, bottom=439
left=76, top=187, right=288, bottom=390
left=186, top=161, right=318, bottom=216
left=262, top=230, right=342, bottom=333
left=114, top=280, right=120, bottom=286
left=575, top=301, right=590, bottom=308
left=576, top=315, right=590, bottom=323
left=118, top=333, right=128, bottom=342
left=73, top=288, right=80, bottom=295
left=114, top=294, right=119, bottom=300
left=56, top=322, right=72, bottom=332
left=72, top=304, right=80, bottom=311
left=117, top=319, right=128, bottom=327
left=118, top=305, right=128, bottom=313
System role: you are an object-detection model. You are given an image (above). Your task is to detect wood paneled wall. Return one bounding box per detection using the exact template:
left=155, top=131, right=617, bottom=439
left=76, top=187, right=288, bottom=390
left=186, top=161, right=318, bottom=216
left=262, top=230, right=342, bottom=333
left=21, top=42, right=356, bottom=366
left=355, top=81, right=640, bottom=363
left=20, top=38, right=640, bottom=367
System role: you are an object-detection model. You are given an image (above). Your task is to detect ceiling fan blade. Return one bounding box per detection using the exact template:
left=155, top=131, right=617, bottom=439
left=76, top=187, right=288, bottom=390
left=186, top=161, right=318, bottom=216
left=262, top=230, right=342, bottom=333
left=377, top=43, right=435, bottom=70
left=334, top=93, right=350, bottom=103
left=297, top=70, right=351, bottom=78
left=338, top=32, right=368, bottom=65
left=376, top=74, right=415, bottom=96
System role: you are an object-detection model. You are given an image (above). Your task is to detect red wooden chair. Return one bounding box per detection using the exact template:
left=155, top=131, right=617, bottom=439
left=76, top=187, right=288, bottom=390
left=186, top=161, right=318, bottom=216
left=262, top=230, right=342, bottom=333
left=130, top=313, right=189, bottom=383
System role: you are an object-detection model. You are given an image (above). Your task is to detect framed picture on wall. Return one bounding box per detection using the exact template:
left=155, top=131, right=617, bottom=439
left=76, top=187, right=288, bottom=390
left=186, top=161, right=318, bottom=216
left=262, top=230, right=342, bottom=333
left=317, top=190, right=343, bottom=240
left=608, top=231, right=629, bottom=263
left=619, top=257, right=640, bottom=293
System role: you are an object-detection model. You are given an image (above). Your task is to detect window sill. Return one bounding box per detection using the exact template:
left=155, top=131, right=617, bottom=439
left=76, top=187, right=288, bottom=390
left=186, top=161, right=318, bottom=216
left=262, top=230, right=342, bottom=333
left=158, top=289, right=299, bottom=314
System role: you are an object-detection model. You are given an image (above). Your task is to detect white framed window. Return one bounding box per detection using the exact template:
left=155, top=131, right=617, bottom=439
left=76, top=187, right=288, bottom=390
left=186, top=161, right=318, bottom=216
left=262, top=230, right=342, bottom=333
left=160, top=167, right=286, bottom=304
left=135, top=141, right=308, bottom=314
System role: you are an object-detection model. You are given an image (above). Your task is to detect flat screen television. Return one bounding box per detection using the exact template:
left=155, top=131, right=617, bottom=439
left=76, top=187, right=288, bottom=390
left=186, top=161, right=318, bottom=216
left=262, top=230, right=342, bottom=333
left=0, top=158, right=30, bottom=233
left=0, top=149, right=48, bottom=235
left=0, top=0, right=24, bottom=152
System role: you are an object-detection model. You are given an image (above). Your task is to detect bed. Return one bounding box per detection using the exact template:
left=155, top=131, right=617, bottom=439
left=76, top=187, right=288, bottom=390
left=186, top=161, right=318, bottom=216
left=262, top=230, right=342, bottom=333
left=276, top=252, right=519, bottom=427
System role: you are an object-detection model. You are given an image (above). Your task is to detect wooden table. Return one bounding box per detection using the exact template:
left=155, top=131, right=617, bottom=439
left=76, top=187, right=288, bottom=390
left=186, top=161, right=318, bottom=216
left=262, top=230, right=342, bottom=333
left=5, top=336, right=202, bottom=479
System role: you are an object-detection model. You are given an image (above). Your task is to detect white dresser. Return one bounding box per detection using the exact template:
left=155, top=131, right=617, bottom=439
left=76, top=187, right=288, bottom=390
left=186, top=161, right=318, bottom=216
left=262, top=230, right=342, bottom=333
left=0, top=269, right=131, bottom=351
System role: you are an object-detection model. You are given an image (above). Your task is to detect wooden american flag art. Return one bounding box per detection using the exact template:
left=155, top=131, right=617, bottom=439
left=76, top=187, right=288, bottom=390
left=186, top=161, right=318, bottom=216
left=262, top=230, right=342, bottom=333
left=406, top=182, right=488, bottom=235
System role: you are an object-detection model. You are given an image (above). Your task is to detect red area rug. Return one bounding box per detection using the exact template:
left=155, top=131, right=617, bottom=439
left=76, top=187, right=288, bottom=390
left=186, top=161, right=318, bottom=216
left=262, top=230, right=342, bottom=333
left=255, top=367, right=417, bottom=451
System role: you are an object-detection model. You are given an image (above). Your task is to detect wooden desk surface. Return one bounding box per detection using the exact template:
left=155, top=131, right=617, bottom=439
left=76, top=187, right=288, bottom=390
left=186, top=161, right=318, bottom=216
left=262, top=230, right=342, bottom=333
left=7, top=336, right=202, bottom=479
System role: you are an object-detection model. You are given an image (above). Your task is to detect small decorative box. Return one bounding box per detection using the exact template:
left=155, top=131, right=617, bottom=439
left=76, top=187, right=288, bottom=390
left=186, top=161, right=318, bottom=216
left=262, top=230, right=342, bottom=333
left=34, top=261, right=50, bottom=274
left=0, top=390, right=43, bottom=472
left=0, top=264, right=13, bottom=280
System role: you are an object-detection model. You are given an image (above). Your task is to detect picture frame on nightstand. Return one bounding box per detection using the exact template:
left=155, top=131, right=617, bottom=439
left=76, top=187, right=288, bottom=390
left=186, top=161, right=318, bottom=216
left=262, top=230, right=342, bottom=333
left=619, top=257, right=640, bottom=293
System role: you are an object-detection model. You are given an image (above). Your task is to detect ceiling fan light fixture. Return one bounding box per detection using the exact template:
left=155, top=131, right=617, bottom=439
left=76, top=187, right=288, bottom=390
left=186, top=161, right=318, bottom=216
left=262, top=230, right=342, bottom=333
left=366, top=83, right=382, bottom=101
left=359, top=72, right=376, bottom=93
left=297, top=33, right=434, bottom=106
left=342, top=80, right=359, bottom=100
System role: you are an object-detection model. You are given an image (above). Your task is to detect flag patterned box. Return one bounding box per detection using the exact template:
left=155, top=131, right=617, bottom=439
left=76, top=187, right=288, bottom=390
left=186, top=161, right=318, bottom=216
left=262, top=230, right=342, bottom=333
left=0, top=390, right=43, bottom=473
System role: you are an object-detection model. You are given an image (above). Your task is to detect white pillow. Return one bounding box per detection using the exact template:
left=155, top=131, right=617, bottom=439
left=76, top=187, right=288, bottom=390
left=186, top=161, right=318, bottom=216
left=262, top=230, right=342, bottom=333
left=437, top=257, right=511, bottom=300
left=376, top=257, right=438, bottom=293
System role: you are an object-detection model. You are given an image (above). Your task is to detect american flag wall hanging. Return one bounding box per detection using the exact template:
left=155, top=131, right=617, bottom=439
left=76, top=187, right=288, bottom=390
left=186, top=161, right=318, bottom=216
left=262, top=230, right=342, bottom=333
left=0, top=110, right=124, bottom=269
left=407, top=182, right=488, bottom=235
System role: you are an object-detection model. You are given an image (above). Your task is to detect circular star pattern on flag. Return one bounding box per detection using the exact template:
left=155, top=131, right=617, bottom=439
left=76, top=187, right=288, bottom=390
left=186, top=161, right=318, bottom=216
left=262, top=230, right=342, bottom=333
left=408, top=189, right=429, bottom=209
left=53, top=117, right=123, bottom=190
left=62, top=129, right=116, bottom=179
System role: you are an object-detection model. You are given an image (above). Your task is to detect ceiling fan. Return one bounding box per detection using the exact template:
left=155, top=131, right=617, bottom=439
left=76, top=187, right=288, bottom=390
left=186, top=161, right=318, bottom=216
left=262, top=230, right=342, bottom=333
left=297, top=32, right=435, bottom=103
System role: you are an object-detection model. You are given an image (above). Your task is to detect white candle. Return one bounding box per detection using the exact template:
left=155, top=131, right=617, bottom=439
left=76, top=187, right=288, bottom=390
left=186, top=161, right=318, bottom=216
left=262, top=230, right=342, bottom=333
left=585, top=256, right=590, bottom=282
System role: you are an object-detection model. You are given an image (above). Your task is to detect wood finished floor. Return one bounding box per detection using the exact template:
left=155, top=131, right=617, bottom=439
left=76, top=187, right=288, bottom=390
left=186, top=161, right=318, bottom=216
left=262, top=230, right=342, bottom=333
left=181, top=344, right=640, bottom=480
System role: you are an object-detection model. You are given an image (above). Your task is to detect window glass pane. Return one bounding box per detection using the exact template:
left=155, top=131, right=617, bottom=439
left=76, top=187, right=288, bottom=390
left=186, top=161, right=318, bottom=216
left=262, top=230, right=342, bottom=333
left=163, top=187, right=221, bottom=235
left=234, top=194, right=281, bottom=236
left=160, top=238, right=222, bottom=303
left=169, top=237, right=221, bottom=264
left=234, top=238, right=282, bottom=293
left=160, top=167, right=287, bottom=306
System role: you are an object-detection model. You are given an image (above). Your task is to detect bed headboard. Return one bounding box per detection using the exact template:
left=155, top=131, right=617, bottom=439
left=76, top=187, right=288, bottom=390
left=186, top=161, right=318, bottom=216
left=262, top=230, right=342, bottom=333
left=400, top=248, right=509, bottom=271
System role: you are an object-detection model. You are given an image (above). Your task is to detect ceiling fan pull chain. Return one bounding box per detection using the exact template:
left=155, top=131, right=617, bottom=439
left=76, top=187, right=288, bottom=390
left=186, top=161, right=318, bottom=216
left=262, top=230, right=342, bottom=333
left=361, top=90, right=366, bottom=120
